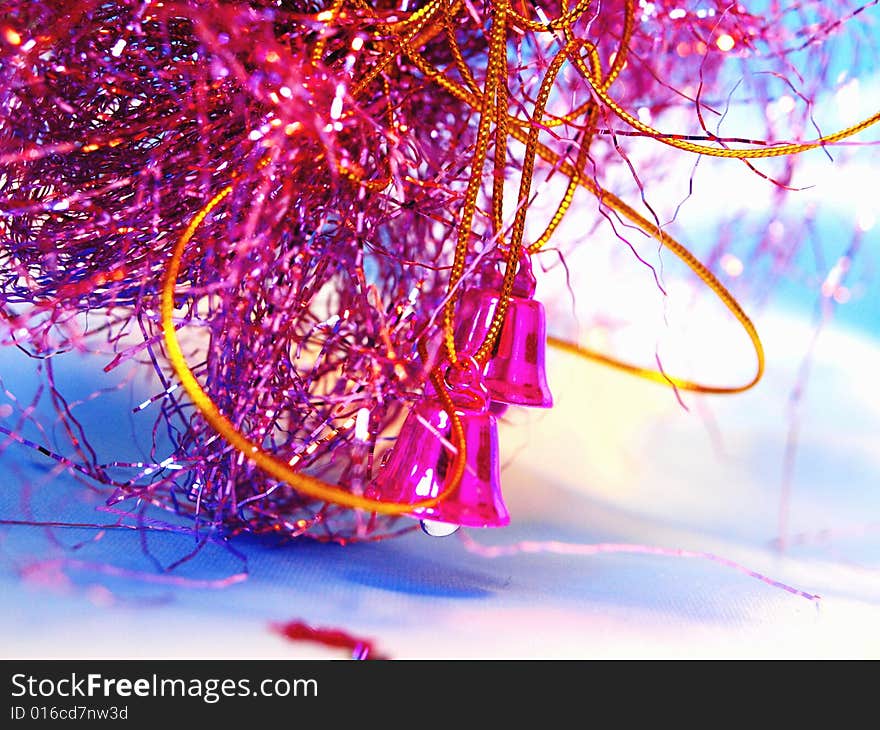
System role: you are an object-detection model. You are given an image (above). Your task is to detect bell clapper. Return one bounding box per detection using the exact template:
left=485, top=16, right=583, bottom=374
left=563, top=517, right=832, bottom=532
left=421, top=519, right=461, bottom=537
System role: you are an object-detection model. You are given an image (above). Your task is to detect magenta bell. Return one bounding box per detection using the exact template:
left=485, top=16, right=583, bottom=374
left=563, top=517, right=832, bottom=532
left=369, top=394, right=509, bottom=529
left=456, top=256, right=553, bottom=408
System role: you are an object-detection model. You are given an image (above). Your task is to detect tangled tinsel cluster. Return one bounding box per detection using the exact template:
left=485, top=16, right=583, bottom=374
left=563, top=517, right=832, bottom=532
left=0, top=1, right=877, bottom=541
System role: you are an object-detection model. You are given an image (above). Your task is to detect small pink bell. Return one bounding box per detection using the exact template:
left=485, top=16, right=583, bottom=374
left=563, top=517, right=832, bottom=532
left=456, top=255, right=553, bottom=408
left=369, top=374, right=509, bottom=529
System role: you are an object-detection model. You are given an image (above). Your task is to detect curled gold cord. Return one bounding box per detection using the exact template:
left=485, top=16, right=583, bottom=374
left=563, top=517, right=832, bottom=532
left=441, top=5, right=508, bottom=367
left=522, top=129, right=766, bottom=394
left=470, top=38, right=582, bottom=367
left=404, top=45, right=765, bottom=394
left=570, top=51, right=880, bottom=158
left=160, top=180, right=466, bottom=515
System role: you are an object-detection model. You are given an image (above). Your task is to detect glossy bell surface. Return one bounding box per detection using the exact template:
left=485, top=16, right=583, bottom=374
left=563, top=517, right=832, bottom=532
left=455, top=257, right=553, bottom=408
left=370, top=397, right=509, bottom=528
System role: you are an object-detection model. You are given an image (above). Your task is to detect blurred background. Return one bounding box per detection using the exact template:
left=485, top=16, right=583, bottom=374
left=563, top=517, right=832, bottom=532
left=1, top=1, right=879, bottom=658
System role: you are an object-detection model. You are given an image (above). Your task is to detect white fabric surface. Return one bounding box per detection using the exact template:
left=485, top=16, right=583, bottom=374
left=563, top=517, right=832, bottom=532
left=1, top=309, right=878, bottom=659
